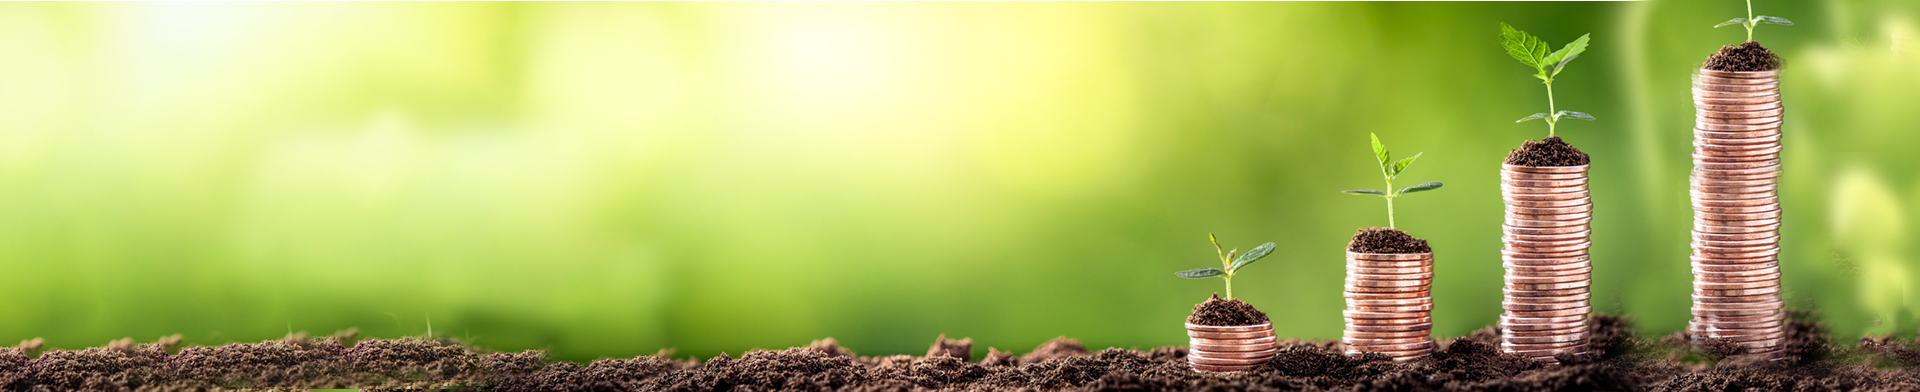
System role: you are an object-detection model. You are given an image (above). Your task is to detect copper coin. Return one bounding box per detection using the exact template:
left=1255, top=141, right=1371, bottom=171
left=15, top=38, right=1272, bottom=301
left=1506, top=274, right=1591, bottom=286
left=1691, top=259, right=1779, bottom=271
left=1694, top=101, right=1783, bottom=112
left=1696, top=213, right=1784, bottom=224
left=1691, top=149, right=1780, bottom=160
left=1503, top=322, right=1587, bottom=334
left=1691, top=293, right=1781, bottom=304
left=1506, top=217, right=1591, bottom=228
left=1501, top=313, right=1587, bottom=324
left=1691, top=177, right=1778, bottom=188
left=1689, top=184, right=1778, bottom=196
left=1693, top=141, right=1783, bottom=153
left=1695, top=164, right=1783, bottom=175
left=1503, top=286, right=1590, bottom=297
left=1503, top=344, right=1589, bottom=357
left=1501, top=178, right=1589, bottom=188
left=1694, top=156, right=1782, bottom=167
left=1505, top=306, right=1591, bottom=318
left=1690, top=253, right=1778, bottom=263
left=1344, top=340, right=1434, bottom=352
left=1692, top=235, right=1782, bottom=247
left=1189, top=363, right=1260, bottom=372
left=1505, top=263, right=1593, bottom=275
left=1506, top=280, right=1592, bottom=292
left=1692, top=81, right=1779, bottom=92
left=1190, top=342, right=1277, bottom=352
left=1348, top=265, right=1432, bottom=275
left=1698, top=107, right=1785, bottom=119
left=1697, top=68, right=1779, bottom=79
left=1348, top=271, right=1435, bottom=280
left=1693, top=222, right=1781, bottom=234
left=1504, top=229, right=1592, bottom=241
left=1346, top=252, right=1432, bottom=261
left=1502, top=190, right=1592, bottom=202
left=1345, top=323, right=1432, bottom=332
left=1345, top=330, right=1430, bottom=339
left=1692, top=265, right=1780, bottom=277
left=1504, top=237, right=1589, bottom=248
left=1694, top=216, right=1782, bottom=227
left=1694, top=197, right=1780, bottom=208
left=1344, top=349, right=1432, bottom=360
left=1696, top=272, right=1782, bottom=284
left=1345, top=291, right=1430, bottom=300
left=1344, top=336, right=1432, bottom=345
left=1189, top=349, right=1279, bottom=360
left=1503, top=259, right=1592, bottom=270
left=1507, top=203, right=1594, bottom=214
left=1500, top=170, right=1585, bottom=181
left=1189, top=356, right=1274, bottom=366
left=1692, top=246, right=1780, bottom=259
left=1697, top=311, right=1786, bottom=323
left=1699, top=320, right=1784, bottom=331
left=1345, top=279, right=1431, bottom=288
left=1695, top=120, right=1783, bottom=131
left=1692, top=230, right=1778, bottom=241
left=1691, top=307, right=1780, bottom=318
left=1350, top=304, right=1434, bottom=312
left=1695, top=128, right=1781, bottom=140
left=1345, top=316, right=1432, bottom=325
left=1344, top=310, right=1430, bottom=319
left=1500, top=184, right=1587, bottom=195
left=1505, top=197, right=1593, bottom=209
left=1506, top=292, right=1591, bottom=303
left=1696, top=136, right=1782, bottom=147
left=1693, top=298, right=1783, bottom=310
left=1185, top=323, right=1273, bottom=332
left=1351, top=259, right=1428, bottom=269
left=1699, top=115, right=1786, bottom=126
left=1504, top=300, right=1587, bottom=312
left=1503, top=164, right=1590, bottom=174
left=1190, top=336, right=1278, bottom=346
left=1690, top=86, right=1777, bottom=98
left=1504, top=333, right=1588, bottom=345
left=1694, top=286, right=1781, bottom=297
left=1502, top=340, right=1587, bottom=350
left=1347, top=298, right=1433, bottom=307
left=1694, top=73, right=1779, bottom=84
left=1503, top=224, right=1591, bottom=236
left=1188, top=330, right=1273, bottom=339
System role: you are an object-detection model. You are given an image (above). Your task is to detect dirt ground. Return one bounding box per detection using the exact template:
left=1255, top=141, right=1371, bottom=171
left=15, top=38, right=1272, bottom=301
left=4, top=311, right=1919, bottom=391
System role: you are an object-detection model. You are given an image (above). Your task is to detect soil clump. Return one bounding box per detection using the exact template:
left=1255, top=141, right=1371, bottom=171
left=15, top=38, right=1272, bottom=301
left=7, top=313, right=1920, bottom=391
left=1347, top=227, right=1431, bottom=254
left=1505, top=136, right=1590, bottom=166
left=1185, top=293, right=1270, bottom=326
left=1704, top=41, right=1783, bottom=71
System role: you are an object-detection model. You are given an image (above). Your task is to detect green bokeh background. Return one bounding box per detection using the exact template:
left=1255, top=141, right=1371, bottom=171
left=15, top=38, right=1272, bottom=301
left=2, top=1, right=1918, bottom=362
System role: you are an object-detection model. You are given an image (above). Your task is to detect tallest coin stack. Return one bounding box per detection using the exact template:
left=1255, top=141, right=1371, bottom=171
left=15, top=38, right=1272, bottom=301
left=1689, top=68, right=1785, bottom=360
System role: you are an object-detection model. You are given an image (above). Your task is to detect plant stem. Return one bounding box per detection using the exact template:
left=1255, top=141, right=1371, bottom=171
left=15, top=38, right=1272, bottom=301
left=1746, top=0, right=1756, bottom=42
left=1545, top=81, right=1558, bottom=137
left=1225, top=276, right=1234, bottom=299
left=1383, top=177, right=1397, bottom=229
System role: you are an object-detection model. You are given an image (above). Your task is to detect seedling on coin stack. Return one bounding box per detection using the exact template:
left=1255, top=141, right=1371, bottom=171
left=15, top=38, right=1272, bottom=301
left=1496, top=22, right=1597, bottom=363
left=1176, top=234, right=1278, bottom=372
left=1340, top=134, right=1441, bottom=361
left=1689, top=0, right=1791, bottom=361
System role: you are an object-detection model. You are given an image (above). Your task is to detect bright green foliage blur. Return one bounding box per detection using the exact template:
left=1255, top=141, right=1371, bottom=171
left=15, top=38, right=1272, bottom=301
left=1, top=1, right=1918, bottom=362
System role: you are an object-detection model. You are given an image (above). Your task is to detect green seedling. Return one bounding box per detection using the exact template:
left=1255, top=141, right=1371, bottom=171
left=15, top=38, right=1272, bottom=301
left=1341, top=133, right=1442, bottom=229
left=1501, top=22, right=1595, bottom=137
left=1715, top=0, right=1792, bottom=43
left=1174, top=233, right=1275, bottom=300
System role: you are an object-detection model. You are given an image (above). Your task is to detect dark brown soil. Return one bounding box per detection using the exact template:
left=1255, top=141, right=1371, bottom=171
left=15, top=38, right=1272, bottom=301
left=1704, top=41, right=1783, bottom=71
left=1186, top=293, right=1270, bottom=326
left=6, top=312, right=1919, bottom=391
left=1505, top=136, right=1590, bottom=166
left=1348, top=227, right=1431, bottom=254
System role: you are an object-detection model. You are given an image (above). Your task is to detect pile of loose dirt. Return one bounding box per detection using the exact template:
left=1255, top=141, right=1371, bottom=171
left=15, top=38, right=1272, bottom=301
left=1347, top=227, right=1431, bottom=254
left=1505, top=136, right=1590, bottom=166
left=1704, top=41, right=1783, bottom=71
left=1186, top=293, right=1270, bottom=326
left=6, top=313, right=1920, bottom=391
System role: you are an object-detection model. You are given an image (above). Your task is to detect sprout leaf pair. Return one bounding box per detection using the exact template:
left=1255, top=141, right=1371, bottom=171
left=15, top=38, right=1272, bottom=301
left=1342, top=133, right=1442, bottom=229
left=1501, top=23, right=1597, bottom=138
left=1175, top=233, right=1275, bottom=300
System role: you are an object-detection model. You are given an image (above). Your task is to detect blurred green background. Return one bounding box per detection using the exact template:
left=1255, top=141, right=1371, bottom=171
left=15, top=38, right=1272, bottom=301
left=2, top=1, right=1918, bottom=362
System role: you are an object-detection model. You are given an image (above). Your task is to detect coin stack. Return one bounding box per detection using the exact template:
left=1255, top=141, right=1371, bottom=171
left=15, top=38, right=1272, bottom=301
left=1343, top=251, right=1435, bottom=361
left=1185, top=322, right=1275, bottom=372
left=1499, top=164, right=1594, bottom=362
left=1689, top=68, right=1785, bottom=360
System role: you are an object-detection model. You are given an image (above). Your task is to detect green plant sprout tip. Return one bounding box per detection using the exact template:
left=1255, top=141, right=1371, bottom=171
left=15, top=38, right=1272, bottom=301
left=1174, top=233, right=1275, bottom=300
left=1715, top=0, right=1792, bottom=43
left=1341, top=133, right=1442, bottom=229
left=1501, top=22, right=1596, bottom=138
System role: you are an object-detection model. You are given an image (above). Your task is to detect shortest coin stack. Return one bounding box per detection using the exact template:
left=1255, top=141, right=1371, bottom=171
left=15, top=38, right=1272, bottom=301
left=1186, top=323, right=1276, bottom=372
left=1344, top=251, right=1436, bottom=361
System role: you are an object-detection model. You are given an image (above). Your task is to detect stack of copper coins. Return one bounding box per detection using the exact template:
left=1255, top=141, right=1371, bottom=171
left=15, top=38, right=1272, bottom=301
left=1343, top=251, right=1435, bottom=361
left=1185, top=322, right=1275, bottom=372
left=1689, top=68, right=1785, bottom=360
left=1498, top=164, right=1594, bottom=362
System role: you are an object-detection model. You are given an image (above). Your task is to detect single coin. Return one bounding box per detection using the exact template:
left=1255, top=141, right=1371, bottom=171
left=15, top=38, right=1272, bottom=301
left=1506, top=204, right=1594, bottom=215
left=1693, top=157, right=1782, bottom=169
left=1501, top=313, right=1587, bottom=324
left=1503, top=224, right=1591, bottom=236
left=1692, top=81, right=1779, bottom=92
left=1347, top=298, right=1434, bottom=307
left=1692, top=246, right=1781, bottom=259
left=1503, top=286, right=1591, bottom=297
left=1507, top=280, right=1591, bottom=291
left=1692, top=235, right=1782, bottom=247
left=1344, top=278, right=1432, bottom=288
left=1503, top=345, right=1589, bottom=358
left=1189, top=348, right=1279, bottom=359
left=1695, top=92, right=1781, bottom=103
left=1697, top=311, right=1787, bottom=323
left=1505, top=217, right=1591, bottom=228
left=1344, top=349, right=1433, bottom=360
left=1504, top=237, right=1590, bottom=248
left=1504, top=197, right=1593, bottom=209
left=1691, top=307, right=1781, bottom=318
left=1343, top=336, right=1432, bottom=345
left=1500, top=183, right=1589, bottom=195
left=1344, top=330, right=1430, bottom=339
left=1505, top=306, right=1592, bottom=318
left=1691, top=293, right=1781, bottom=304
left=1689, top=184, right=1778, bottom=196
left=1349, top=304, right=1434, bottom=313
left=1501, top=340, right=1587, bottom=351
left=1691, top=265, right=1780, bottom=277
left=1694, top=216, right=1782, bottom=227
left=1695, top=272, right=1782, bottom=284
left=1189, top=355, right=1275, bottom=366
left=1502, top=191, right=1593, bottom=202
left=1501, top=251, right=1591, bottom=263
left=1693, top=222, right=1782, bottom=234
left=1693, top=197, right=1780, bottom=208
left=1691, top=176, right=1778, bottom=187
left=1189, top=342, right=1278, bottom=352
left=1699, top=115, right=1786, bottom=126
left=1345, top=291, right=1431, bottom=300
left=1344, top=310, right=1432, bottom=319
left=1698, top=107, right=1785, bottom=119
left=1693, top=142, right=1784, bottom=154
left=1693, top=299, right=1784, bottom=310
left=1505, top=273, right=1591, bottom=285
left=1344, top=285, right=1431, bottom=294
left=1188, top=330, right=1273, bottom=339
left=1500, top=170, right=1586, bottom=182
left=1344, top=323, right=1432, bottom=332
left=1502, top=322, right=1587, bottom=335
left=1344, top=340, right=1435, bottom=352
left=1345, top=316, right=1433, bottom=326
left=1692, top=262, right=1780, bottom=273
left=1189, top=335, right=1278, bottom=346
left=1348, top=271, right=1436, bottom=280
left=1348, top=266, right=1433, bottom=275
left=1501, top=178, right=1589, bottom=189
left=1698, top=319, right=1784, bottom=331
left=1502, top=164, right=1590, bottom=174
left=1690, top=86, right=1777, bottom=98
left=1502, top=256, right=1593, bottom=268
left=1504, top=300, right=1588, bottom=312
left=1696, top=120, right=1783, bottom=132
left=1504, top=333, right=1588, bottom=345
left=1691, top=230, right=1779, bottom=242
left=1184, top=323, right=1274, bottom=332
left=1695, top=129, right=1781, bottom=141
left=1505, top=292, right=1592, bottom=304
left=1503, top=229, right=1593, bottom=242
left=1694, top=286, right=1781, bottom=297
left=1505, top=264, right=1593, bottom=276
left=1694, top=100, right=1783, bottom=112
left=1346, top=252, right=1433, bottom=261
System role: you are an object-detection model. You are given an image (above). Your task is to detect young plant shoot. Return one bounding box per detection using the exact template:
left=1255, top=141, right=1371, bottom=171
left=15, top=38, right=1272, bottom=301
left=1715, top=0, right=1792, bottom=43
left=1342, top=133, right=1442, bottom=229
left=1502, top=23, right=1594, bottom=138
left=1174, top=233, right=1274, bottom=300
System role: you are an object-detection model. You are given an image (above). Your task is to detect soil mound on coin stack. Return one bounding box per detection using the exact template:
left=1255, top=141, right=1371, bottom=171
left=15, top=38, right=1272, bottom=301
left=1704, top=41, right=1782, bottom=72
left=1348, top=227, right=1430, bottom=253
left=1504, top=136, right=1589, bottom=166
left=1187, top=293, right=1269, bottom=326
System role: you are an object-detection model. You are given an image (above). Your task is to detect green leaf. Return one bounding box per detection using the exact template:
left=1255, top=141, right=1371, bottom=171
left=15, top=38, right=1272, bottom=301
left=1342, top=189, right=1387, bottom=196
left=1551, top=54, right=1581, bottom=77
left=1228, top=242, right=1276, bottom=272
left=1715, top=18, right=1749, bottom=28
left=1500, top=22, right=1549, bottom=71
left=1755, top=16, right=1793, bottom=26
left=1209, top=232, right=1225, bottom=259
left=1555, top=111, right=1596, bottom=121
left=1176, top=268, right=1225, bottom=279
left=1516, top=113, right=1550, bottom=123
left=1369, top=133, right=1389, bottom=169
left=1398, top=181, right=1444, bottom=194
left=1542, top=34, right=1591, bottom=75
left=1392, top=152, right=1422, bottom=177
